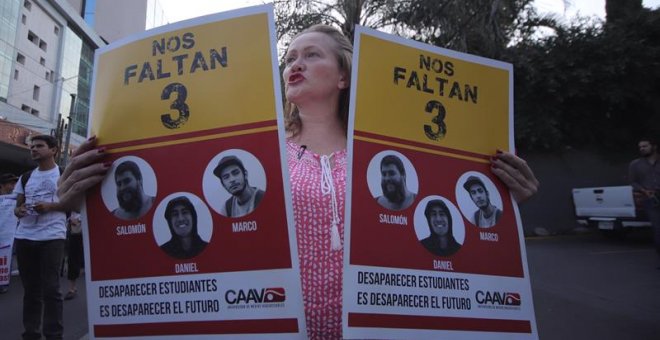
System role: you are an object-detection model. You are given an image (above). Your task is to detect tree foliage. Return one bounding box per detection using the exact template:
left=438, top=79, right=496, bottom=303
left=510, top=8, right=660, bottom=151
left=275, top=0, right=397, bottom=48
left=388, top=0, right=537, bottom=58
left=274, top=0, right=660, bottom=152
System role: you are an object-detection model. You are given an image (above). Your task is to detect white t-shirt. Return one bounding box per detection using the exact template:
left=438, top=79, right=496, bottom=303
left=0, top=193, right=18, bottom=246
left=13, top=167, right=67, bottom=240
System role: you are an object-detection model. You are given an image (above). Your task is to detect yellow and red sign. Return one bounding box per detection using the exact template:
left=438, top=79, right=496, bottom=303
left=343, top=27, right=537, bottom=339
left=83, top=6, right=305, bottom=339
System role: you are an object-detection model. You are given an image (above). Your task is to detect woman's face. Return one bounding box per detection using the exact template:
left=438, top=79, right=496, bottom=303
left=169, top=204, right=194, bottom=238
left=282, top=32, right=347, bottom=106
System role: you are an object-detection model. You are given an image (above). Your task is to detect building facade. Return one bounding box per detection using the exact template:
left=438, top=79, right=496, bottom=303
left=0, top=0, right=104, bottom=174
left=0, top=0, right=170, bottom=175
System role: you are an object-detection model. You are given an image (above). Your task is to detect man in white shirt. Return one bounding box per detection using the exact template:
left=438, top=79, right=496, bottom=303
left=13, top=135, right=68, bottom=340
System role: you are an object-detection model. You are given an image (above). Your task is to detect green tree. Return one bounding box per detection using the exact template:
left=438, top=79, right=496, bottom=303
left=273, top=0, right=660, bottom=152
left=275, top=0, right=397, bottom=48
left=510, top=8, right=660, bottom=151
left=389, top=0, right=537, bottom=58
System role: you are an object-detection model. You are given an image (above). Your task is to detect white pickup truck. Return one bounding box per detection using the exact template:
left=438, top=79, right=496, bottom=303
left=572, top=185, right=651, bottom=236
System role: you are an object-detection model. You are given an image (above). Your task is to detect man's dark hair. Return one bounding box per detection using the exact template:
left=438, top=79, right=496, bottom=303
left=31, top=135, right=58, bottom=149
left=639, top=137, right=658, bottom=147
left=0, top=173, right=18, bottom=184
left=463, top=176, right=487, bottom=193
left=115, top=160, right=142, bottom=181
left=213, top=155, right=246, bottom=179
left=381, top=155, right=405, bottom=176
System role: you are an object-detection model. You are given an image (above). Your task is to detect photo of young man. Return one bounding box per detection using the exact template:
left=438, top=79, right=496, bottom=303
left=202, top=150, right=267, bottom=219
left=101, top=156, right=157, bottom=221
left=367, top=151, right=419, bottom=212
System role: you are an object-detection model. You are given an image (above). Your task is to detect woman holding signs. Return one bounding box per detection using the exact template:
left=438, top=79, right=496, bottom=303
left=57, top=24, right=539, bottom=339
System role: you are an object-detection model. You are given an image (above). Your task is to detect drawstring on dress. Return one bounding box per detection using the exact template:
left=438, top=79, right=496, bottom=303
left=320, top=154, right=342, bottom=251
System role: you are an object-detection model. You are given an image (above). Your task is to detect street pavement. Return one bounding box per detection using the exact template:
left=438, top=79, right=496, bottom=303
left=1, top=230, right=659, bottom=339
left=528, top=230, right=660, bottom=340
left=1, top=273, right=88, bottom=340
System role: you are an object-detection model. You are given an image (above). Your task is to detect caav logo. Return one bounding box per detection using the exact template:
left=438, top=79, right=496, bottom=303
left=225, top=287, right=286, bottom=305
left=475, top=290, right=521, bottom=306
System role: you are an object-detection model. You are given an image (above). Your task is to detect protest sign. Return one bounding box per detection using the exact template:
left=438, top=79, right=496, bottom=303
left=343, top=26, right=538, bottom=339
left=83, top=6, right=305, bottom=339
left=0, top=193, right=17, bottom=287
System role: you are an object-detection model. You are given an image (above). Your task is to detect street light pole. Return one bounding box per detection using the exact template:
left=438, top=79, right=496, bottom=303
left=62, top=93, right=76, bottom=166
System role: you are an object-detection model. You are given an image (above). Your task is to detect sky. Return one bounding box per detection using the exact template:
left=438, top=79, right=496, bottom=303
left=156, top=0, right=660, bottom=24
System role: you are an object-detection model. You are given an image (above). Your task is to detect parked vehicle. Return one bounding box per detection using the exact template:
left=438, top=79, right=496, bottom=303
left=572, top=185, right=651, bottom=237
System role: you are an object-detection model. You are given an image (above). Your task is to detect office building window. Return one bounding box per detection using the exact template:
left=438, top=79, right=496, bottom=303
left=22, top=14, right=26, bottom=24
left=14, top=69, right=19, bottom=80
left=28, top=30, right=37, bottom=44
left=39, top=40, right=47, bottom=51
left=40, top=57, right=45, bottom=65
left=24, top=0, right=31, bottom=10
left=31, top=109, right=39, bottom=116
left=21, top=104, right=30, bottom=112
left=33, top=85, right=40, bottom=101
left=54, top=26, right=59, bottom=35
left=17, top=53, right=25, bottom=65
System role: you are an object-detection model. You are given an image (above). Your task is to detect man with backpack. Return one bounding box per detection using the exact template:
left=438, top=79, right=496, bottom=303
left=13, top=135, right=67, bottom=340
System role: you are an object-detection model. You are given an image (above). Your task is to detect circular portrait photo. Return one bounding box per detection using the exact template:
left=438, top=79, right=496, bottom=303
left=367, top=150, right=419, bottom=211
left=101, top=156, right=157, bottom=221
left=413, top=196, right=465, bottom=257
left=153, top=192, right=212, bottom=260
left=455, top=171, right=504, bottom=228
left=202, top=149, right=267, bottom=218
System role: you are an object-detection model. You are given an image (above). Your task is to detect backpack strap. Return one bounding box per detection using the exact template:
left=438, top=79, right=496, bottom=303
left=20, top=169, right=33, bottom=191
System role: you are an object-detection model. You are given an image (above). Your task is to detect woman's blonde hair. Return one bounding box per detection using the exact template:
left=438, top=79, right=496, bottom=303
left=283, top=24, right=353, bottom=137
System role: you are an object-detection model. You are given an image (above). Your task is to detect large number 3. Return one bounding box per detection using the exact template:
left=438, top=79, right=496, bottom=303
left=424, top=100, right=447, bottom=141
left=160, top=83, right=190, bottom=129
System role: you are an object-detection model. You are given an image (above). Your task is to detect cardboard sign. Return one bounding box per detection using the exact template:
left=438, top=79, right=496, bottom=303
left=83, top=6, right=305, bottom=339
left=343, top=27, right=538, bottom=339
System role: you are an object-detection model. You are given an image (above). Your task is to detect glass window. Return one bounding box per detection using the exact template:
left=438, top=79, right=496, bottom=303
left=27, top=30, right=37, bottom=44
left=83, top=0, right=96, bottom=28
left=39, top=57, right=45, bottom=65
left=0, top=0, right=21, bottom=102
left=31, top=108, right=39, bottom=116
left=21, top=104, right=30, bottom=112
left=21, top=14, right=25, bottom=24
left=17, top=53, right=25, bottom=64
left=14, top=69, right=18, bottom=80
left=24, top=0, right=31, bottom=11
left=33, top=85, right=39, bottom=101
left=59, top=27, right=95, bottom=136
